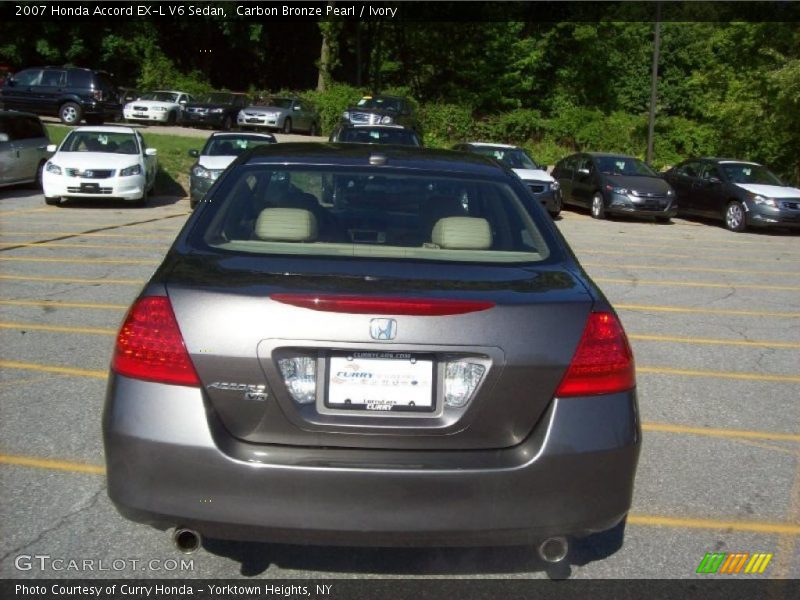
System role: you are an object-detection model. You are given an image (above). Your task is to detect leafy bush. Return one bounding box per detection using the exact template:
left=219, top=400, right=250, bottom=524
left=136, top=50, right=212, bottom=96
left=302, top=83, right=365, bottom=134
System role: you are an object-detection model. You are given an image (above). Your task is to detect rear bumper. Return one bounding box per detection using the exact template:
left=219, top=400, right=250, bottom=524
left=104, top=375, right=641, bottom=546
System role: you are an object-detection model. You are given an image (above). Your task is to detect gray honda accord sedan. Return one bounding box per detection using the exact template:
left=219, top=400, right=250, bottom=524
left=103, top=144, right=640, bottom=565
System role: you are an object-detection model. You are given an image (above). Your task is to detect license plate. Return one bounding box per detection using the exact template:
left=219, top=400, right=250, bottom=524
left=246, top=118, right=260, bottom=123
left=327, top=352, right=434, bottom=412
left=134, top=113, right=146, bottom=117
left=80, top=183, right=100, bottom=193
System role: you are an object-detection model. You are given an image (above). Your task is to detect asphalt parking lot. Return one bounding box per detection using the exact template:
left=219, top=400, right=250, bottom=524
left=0, top=187, right=798, bottom=581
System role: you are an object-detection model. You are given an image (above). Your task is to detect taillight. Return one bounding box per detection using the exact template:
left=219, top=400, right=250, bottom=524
left=270, top=294, right=494, bottom=316
left=111, top=296, right=200, bottom=386
left=556, top=311, right=635, bottom=397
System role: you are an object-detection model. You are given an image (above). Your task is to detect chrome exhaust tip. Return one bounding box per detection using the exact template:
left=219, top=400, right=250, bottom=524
left=537, top=536, right=569, bottom=564
left=172, top=527, right=202, bottom=554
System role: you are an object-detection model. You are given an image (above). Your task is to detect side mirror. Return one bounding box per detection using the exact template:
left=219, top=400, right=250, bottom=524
left=0, top=133, right=9, bottom=143
left=180, top=100, right=187, bottom=105
left=578, top=168, right=590, bottom=176
left=707, top=176, right=721, bottom=185
left=145, top=148, right=157, bottom=156
left=293, top=105, right=301, bottom=111
left=46, top=144, right=57, bottom=152
left=188, top=149, right=199, bottom=158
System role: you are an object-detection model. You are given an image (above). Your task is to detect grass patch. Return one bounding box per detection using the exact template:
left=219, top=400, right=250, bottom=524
left=45, top=124, right=203, bottom=197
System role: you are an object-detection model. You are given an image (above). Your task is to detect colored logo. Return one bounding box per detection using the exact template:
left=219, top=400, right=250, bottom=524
left=696, top=552, right=773, bottom=574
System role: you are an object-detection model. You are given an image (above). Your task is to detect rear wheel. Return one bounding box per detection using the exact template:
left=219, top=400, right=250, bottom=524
left=309, top=122, right=319, bottom=136
left=724, top=201, right=747, bottom=232
left=59, top=102, right=82, bottom=125
left=283, top=117, right=292, bottom=134
left=590, top=193, right=606, bottom=219
left=167, top=111, right=177, bottom=126
left=30, top=161, right=45, bottom=190
left=221, top=116, right=232, bottom=131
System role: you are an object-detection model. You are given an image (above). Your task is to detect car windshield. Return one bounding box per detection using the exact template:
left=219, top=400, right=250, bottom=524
left=59, top=131, right=139, bottom=154
left=721, top=163, right=783, bottom=186
left=139, top=92, right=179, bottom=103
left=595, top=156, right=657, bottom=177
left=196, top=167, right=550, bottom=263
left=470, top=147, right=539, bottom=170
left=202, top=136, right=276, bottom=156
left=200, top=93, right=234, bottom=104
left=356, top=97, right=402, bottom=112
left=261, top=97, right=292, bottom=109
left=338, top=128, right=420, bottom=146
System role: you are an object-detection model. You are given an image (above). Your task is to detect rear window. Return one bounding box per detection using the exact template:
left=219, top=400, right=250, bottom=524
left=194, top=167, right=551, bottom=264
left=67, top=70, right=93, bottom=88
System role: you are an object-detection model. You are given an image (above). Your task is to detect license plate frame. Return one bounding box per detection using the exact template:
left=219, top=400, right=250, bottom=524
left=325, top=351, right=435, bottom=413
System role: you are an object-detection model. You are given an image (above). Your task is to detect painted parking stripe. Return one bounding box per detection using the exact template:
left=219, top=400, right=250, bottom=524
left=642, top=422, right=800, bottom=443
left=0, top=241, right=168, bottom=251
left=638, top=366, right=800, bottom=383
left=0, top=256, right=158, bottom=265
left=0, top=274, right=142, bottom=285
left=616, top=303, right=800, bottom=318
left=0, top=359, right=107, bottom=379
left=628, top=334, right=800, bottom=349
left=595, top=277, right=800, bottom=292
left=572, top=240, right=800, bottom=255
left=0, top=299, right=127, bottom=310
left=0, top=231, right=176, bottom=239
left=583, top=262, right=799, bottom=277
left=1, top=453, right=798, bottom=536
left=0, top=322, right=116, bottom=335
left=577, top=249, right=794, bottom=265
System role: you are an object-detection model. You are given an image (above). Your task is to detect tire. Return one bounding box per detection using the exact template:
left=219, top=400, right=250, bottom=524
left=655, top=216, right=671, bottom=224
left=590, top=192, right=606, bottom=219
left=59, top=102, right=83, bottom=125
left=309, top=122, right=319, bottom=137
left=549, top=194, right=562, bottom=218
left=44, top=196, right=60, bottom=206
left=129, top=186, right=148, bottom=208
left=221, top=116, right=232, bottom=131
left=283, top=117, right=292, bottom=134
left=167, top=111, right=177, bottom=126
left=190, top=198, right=198, bottom=210
left=29, top=161, right=45, bottom=190
left=725, top=200, right=747, bottom=232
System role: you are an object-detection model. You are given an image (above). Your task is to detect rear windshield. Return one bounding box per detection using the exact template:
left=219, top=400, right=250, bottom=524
left=60, top=131, right=139, bottom=154
left=194, top=167, right=551, bottom=263
left=202, top=135, right=276, bottom=156
left=338, top=128, right=420, bottom=146
left=595, top=156, right=657, bottom=177
left=470, top=147, right=539, bottom=170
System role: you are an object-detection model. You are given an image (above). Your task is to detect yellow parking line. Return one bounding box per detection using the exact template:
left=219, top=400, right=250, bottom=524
left=0, top=359, right=107, bottom=379
left=0, top=241, right=167, bottom=250
left=0, top=299, right=127, bottom=310
left=571, top=238, right=800, bottom=252
left=642, top=422, right=800, bottom=443
left=0, top=274, right=142, bottom=285
left=639, top=366, right=800, bottom=383
left=616, top=303, right=800, bottom=318
left=584, top=262, right=798, bottom=277
left=578, top=249, right=793, bottom=265
left=627, top=514, right=800, bottom=536
left=629, top=334, right=800, bottom=349
left=0, top=257, right=157, bottom=265
left=0, top=208, right=51, bottom=216
left=0, top=231, right=175, bottom=239
left=0, top=454, right=105, bottom=475
left=596, top=277, right=800, bottom=292
left=0, top=321, right=116, bottom=335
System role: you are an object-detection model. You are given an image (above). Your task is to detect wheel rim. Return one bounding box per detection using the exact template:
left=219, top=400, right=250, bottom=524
left=62, top=106, right=77, bottom=123
left=726, top=204, right=743, bottom=229
left=592, top=196, right=602, bottom=217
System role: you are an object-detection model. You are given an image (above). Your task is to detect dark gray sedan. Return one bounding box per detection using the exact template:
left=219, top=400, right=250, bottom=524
left=104, top=145, right=640, bottom=570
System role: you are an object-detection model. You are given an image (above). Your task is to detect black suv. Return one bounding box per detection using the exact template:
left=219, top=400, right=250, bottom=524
left=182, top=92, right=250, bottom=130
left=0, top=66, right=120, bottom=125
left=341, top=95, right=421, bottom=135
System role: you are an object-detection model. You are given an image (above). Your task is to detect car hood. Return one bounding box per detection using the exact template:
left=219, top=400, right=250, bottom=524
left=513, top=168, right=554, bottom=183
left=52, top=152, right=141, bottom=169
left=605, top=175, right=670, bottom=193
left=125, top=100, right=177, bottom=110
left=735, top=183, right=800, bottom=198
left=243, top=106, right=287, bottom=114
left=186, top=103, right=230, bottom=110
left=198, top=155, right=236, bottom=170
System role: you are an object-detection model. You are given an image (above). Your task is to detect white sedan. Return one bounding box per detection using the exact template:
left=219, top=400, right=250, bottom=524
left=42, top=126, right=157, bottom=206
left=123, top=90, right=193, bottom=125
